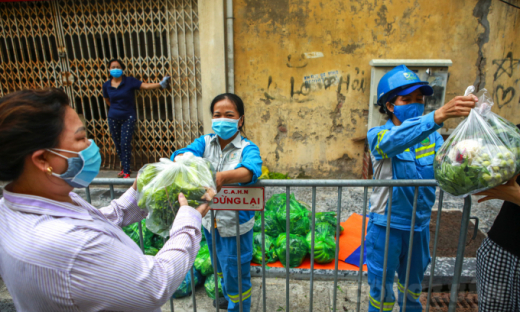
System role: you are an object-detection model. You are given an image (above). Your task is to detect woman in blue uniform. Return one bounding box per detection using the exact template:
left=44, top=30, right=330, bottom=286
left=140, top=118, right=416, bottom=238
left=171, top=93, right=262, bottom=311
left=103, top=59, right=170, bottom=178
left=366, top=65, right=477, bottom=312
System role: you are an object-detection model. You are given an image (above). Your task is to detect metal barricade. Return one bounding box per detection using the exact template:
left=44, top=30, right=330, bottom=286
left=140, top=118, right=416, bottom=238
left=87, top=178, right=472, bottom=312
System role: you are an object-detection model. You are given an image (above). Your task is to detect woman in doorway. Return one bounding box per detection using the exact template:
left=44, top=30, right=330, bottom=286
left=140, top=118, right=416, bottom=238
left=171, top=93, right=262, bottom=312
left=103, top=58, right=170, bottom=178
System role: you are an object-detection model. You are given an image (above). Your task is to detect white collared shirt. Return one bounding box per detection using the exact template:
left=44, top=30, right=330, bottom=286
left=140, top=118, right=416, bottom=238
left=0, top=187, right=202, bottom=311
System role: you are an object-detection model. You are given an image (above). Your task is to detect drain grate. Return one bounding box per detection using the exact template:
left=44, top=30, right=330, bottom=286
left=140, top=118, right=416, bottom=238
left=419, top=293, right=478, bottom=311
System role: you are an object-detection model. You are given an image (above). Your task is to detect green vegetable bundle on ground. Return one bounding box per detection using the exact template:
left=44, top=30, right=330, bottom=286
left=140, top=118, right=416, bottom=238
left=312, top=212, right=344, bottom=235
left=253, top=210, right=282, bottom=237
left=194, top=244, right=214, bottom=276
left=275, top=233, right=308, bottom=268
left=252, top=193, right=345, bottom=267
left=204, top=274, right=224, bottom=299
left=313, top=222, right=336, bottom=237
left=275, top=195, right=310, bottom=236
left=434, top=86, right=519, bottom=197
left=172, top=269, right=203, bottom=299
left=305, top=232, right=336, bottom=264
left=252, top=232, right=278, bottom=264
left=122, top=220, right=166, bottom=256
left=137, top=155, right=217, bottom=237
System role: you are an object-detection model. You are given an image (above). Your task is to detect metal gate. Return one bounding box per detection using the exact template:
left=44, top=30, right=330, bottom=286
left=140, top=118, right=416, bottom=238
left=0, top=0, right=203, bottom=169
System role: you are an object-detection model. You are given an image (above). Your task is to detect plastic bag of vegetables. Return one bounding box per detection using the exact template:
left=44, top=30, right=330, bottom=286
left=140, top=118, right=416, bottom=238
left=137, top=155, right=217, bottom=237
left=172, top=269, right=203, bottom=299
left=274, top=234, right=308, bottom=268
left=253, top=210, right=282, bottom=237
left=275, top=196, right=311, bottom=236
left=204, top=274, right=224, bottom=299
left=252, top=232, right=278, bottom=264
left=305, top=232, right=336, bottom=264
left=434, top=86, right=518, bottom=197
left=194, top=244, right=214, bottom=276
left=313, top=222, right=336, bottom=237
left=312, top=212, right=344, bottom=235
left=265, top=193, right=287, bottom=213
left=472, top=86, right=520, bottom=174
left=122, top=220, right=163, bottom=256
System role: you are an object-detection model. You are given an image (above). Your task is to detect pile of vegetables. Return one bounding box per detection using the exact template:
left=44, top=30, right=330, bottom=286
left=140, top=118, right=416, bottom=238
left=306, top=232, right=336, bottom=264
left=136, top=155, right=217, bottom=237
left=194, top=244, right=214, bottom=277
left=252, top=232, right=278, bottom=264
left=252, top=193, right=343, bottom=268
left=204, top=274, right=224, bottom=300
left=258, top=165, right=291, bottom=179
left=172, top=269, right=203, bottom=298
left=122, top=220, right=165, bottom=256
left=275, top=233, right=309, bottom=268
left=434, top=87, right=520, bottom=197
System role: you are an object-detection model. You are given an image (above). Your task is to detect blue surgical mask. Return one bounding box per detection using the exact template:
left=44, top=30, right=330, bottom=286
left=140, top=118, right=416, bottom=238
left=47, top=139, right=102, bottom=188
left=392, top=103, right=425, bottom=123
left=110, top=69, right=123, bottom=78
left=212, top=117, right=240, bottom=140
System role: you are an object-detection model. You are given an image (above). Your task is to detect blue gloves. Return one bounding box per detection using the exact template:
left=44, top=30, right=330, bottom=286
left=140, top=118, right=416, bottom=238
left=160, top=76, right=171, bottom=89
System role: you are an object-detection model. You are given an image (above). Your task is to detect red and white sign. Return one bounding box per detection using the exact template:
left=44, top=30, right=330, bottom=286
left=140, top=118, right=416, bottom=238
left=210, top=187, right=265, bottom=211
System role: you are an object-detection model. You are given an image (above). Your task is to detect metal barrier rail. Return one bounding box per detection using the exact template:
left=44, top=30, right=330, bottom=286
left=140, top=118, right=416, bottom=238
left=86, top=178, right=472, bottom=312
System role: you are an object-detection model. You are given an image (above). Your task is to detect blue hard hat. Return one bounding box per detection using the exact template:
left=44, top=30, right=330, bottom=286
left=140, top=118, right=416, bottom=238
left=376, top=65, right=433, bottom=106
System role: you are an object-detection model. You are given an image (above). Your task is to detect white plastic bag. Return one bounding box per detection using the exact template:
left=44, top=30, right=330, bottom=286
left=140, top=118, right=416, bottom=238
left=434, top=86, right=518, bottom=197
left=137, top=154, right=217, bottom=237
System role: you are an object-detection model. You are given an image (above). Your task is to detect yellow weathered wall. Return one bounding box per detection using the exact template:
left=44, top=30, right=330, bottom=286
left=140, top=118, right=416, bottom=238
left=233, top=0, right=520, bottom=178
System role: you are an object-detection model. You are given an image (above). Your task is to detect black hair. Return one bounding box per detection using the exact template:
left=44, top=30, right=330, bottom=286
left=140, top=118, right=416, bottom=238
left=379, top=95, right=397, bottom=120
left=107, top=58, right=126, bottom=71
left=0, top=88, right=70, bottom=181
left=210, top=93, right=246, bottom=136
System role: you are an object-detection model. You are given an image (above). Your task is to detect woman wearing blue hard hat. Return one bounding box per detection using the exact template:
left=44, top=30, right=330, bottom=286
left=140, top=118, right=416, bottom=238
left=366, top=65, right=478, bottom=312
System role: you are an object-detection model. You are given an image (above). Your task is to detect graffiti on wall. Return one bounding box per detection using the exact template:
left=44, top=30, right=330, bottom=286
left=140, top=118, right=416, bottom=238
left=492, top=52, right=520, bottom=108
left=260, top=68, right=366, bottom=104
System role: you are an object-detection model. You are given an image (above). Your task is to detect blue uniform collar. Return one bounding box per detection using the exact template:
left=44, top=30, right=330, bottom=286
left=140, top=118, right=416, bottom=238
left=210, top=133, right=243, bottom=148
left=385, top=119, right=396, bottom=128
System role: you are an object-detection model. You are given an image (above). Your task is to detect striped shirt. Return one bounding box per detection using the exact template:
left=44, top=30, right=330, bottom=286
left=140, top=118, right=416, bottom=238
left=0, top=187, right=202, bottom=312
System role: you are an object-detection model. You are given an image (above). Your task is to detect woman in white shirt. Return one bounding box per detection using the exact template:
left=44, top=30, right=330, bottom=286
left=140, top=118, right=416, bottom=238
left=0, top=88, right=210, bottom=311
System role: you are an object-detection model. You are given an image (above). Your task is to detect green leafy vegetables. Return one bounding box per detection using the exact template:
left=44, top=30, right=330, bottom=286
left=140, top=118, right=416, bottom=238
left=194, top=244, right=214, bottom=277
left=122, top=220, right=166, bottom=256
left=204, top=274, right=224, bottom=300
left=137, top=155, right=217, bottom=237
left=434, top=87, right=520, bottom=197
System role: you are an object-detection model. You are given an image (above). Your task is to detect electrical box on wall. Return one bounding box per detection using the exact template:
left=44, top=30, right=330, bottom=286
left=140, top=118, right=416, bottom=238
left=367, top=59, right=452, bottom=134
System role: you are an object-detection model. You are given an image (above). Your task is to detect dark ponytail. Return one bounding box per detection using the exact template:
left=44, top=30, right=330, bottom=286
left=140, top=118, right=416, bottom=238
left=379, top=95, right=397, bottom=120
left=0, top=88, right=70, bottom=181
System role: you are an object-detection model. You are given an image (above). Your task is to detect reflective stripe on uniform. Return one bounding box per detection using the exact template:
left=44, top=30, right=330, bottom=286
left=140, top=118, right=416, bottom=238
left=376, top=130, right=389, bottom=159
left=227, top=287, right=252, bottom=303
left=217, top=272, right=223, bottom=278
left=397, top=282, right=421, bottom=300
left=415, top=143, right=435, bottom=159
left=369, top=295, right=395, bottom=311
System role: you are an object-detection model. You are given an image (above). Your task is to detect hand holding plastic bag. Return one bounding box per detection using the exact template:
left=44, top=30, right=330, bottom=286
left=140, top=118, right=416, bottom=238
left=137, top=154, right=217, bottom=237
left=434, top=86, right=519, bottom=197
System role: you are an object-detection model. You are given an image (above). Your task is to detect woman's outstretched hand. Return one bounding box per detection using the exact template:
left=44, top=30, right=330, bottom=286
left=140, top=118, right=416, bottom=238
left=178, top=192, right=210, bottom=217
left=475, top=174, right=520, bottom=206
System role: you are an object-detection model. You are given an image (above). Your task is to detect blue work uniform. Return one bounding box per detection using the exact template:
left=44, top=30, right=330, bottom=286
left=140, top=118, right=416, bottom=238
left=171, top=134, right=262, bottom=312
left=366, top=111, right=444, bottom=312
